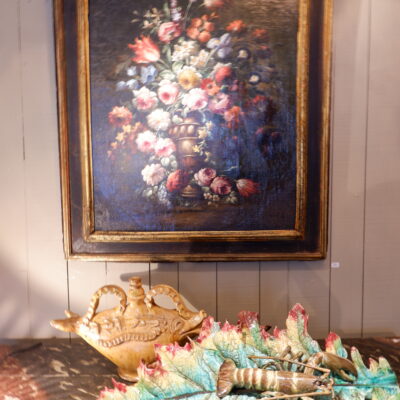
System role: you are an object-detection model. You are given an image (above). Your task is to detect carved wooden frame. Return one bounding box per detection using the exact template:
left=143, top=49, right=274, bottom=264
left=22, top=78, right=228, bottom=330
left=54, top=0, right=332, bottom=261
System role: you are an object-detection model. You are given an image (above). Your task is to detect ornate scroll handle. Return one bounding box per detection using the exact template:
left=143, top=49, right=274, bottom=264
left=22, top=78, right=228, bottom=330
left=144, top=284, right=198, bottom=320
left=82, top=285, right=127, bottom=325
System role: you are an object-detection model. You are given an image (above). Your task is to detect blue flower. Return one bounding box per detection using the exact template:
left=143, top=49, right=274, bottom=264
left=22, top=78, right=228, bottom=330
left=140, top=65, right=158, bottom=84
left=207, top=33, right=232, bottom=58
left=116, top=79, right=140, bottom=91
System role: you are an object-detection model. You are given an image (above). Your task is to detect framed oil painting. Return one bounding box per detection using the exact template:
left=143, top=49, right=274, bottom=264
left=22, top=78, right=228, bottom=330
left=55, top=0, right=332, bottom=261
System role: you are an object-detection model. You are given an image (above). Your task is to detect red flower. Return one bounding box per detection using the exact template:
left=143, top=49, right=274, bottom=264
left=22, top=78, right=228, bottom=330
left=250, top=95, right=268, bottom=112
left=187, top=27, right=200, bottom=40
left=203, top=21, right=215, bottom=32
left=201, top=78, right=220, bottom=96
left=198, top=31, right=212, bottom=43
left=158, top=22, right=182, bottom=43
left=190, top=18, right=203, bottom=28
left=236, top=178, right=260, bottom=197
left=204, top=0, right=225, bottom=8
left=128, top=36, right=160, bottom=64
left=108, top=106, right=132, bottom=127
left=210, top=176, right=232, bottom=195
left=166, top=170, right=190, bottom=192
left=224, top=106, right=242, bottom=129
left=214, top=65, right=233, bottom=84
left=194, top=168, right=217, bottom=186
left=187, top=16, right=215, bottom=42
left=226, top=20, right=247, bottom=32
left=253, top=28, right=268, bottom=40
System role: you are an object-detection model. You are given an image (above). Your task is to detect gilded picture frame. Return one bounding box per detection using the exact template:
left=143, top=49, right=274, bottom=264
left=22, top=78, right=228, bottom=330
left=54, top=0, right=332, bottom=261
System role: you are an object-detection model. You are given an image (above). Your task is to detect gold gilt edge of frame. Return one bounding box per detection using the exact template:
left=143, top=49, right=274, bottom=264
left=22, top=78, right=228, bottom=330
left=66, top=251, right=326, bottom=262
left=76, top=0, right=311, bottom=244
left=87, top=229, right=302, bottom=243
left=295, top=0, right=311, bottom=236
left=54, top=0, right=73, bottom=258
left=318, top=0, right=333, bottom=259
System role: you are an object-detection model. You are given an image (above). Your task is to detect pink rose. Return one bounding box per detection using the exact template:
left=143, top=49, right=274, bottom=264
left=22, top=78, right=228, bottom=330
left=166, top=170, right=190, bottom=192
left=136, top=131, right=157, bottom=153
left=141, top=163, right=166, bottom=186
left=194, top=168, right=217, bottom=186
left=158, top=22, right=182, bottom=43
left=236, top=178, right=259, bottom=197
left=154, top=138, right=176, bottom=157
left=209, top=93, right=232, bottom=114
left=158, top=80, right=180, bottom=105
left=210, top=176, right=232, bottom=195
left=133, top=87, right=158, bottom=111
left=182, top=88, right=209, bottom=110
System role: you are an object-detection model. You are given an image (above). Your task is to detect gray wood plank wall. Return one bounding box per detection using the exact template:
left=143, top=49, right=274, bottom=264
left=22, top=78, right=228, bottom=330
left=0, top=0, right=399, bottom=340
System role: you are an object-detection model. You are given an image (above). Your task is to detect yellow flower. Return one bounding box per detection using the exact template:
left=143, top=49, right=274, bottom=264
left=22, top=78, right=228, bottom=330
left=122, top=124, right=132, bottom=133
left=178, top=68, right=201, bottom=90
left=116, top=132, right=125, bottom=142
left=192, top=145, right=201, bottom=153
left=197, top=127, right=208, bottom=139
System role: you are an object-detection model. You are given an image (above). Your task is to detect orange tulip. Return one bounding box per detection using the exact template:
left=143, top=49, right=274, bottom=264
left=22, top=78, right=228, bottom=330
left=128, top=36, right=160, bottom=64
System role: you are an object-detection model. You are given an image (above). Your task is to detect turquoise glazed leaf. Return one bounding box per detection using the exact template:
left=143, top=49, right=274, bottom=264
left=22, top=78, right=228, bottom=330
left=98, top=305, right=399, bottom=400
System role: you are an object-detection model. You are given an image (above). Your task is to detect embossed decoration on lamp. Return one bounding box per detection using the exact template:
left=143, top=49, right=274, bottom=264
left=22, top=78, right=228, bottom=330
left=50, top=276, right=206, bottom=382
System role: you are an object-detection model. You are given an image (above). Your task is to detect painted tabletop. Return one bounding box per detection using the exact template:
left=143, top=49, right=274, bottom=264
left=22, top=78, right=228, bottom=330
left=0, top=338, right=399, bottom=400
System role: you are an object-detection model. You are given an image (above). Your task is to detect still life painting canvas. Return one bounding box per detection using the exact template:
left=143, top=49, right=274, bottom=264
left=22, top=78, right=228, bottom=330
left=55, top=0, right=331, bottom=260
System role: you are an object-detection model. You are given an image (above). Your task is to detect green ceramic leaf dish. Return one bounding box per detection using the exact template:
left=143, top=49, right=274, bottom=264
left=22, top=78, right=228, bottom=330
left=98, top=305, right=400, bottom=400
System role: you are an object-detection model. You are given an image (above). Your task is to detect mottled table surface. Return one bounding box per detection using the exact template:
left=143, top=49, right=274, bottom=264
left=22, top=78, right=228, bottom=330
left=0, top=338, right=399, bottom=400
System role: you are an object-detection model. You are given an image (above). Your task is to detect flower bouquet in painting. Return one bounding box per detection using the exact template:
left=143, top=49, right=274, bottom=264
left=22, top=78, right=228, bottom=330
left=106, top=0, right=294, bottom=219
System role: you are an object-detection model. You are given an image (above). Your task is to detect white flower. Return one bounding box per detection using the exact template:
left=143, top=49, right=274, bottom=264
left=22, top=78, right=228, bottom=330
left=182, top=88, right=209, bottom=110
left=172, top=40, right=199, bottom=61
left=190, top=49, right=210, bottom=68
left=154, top=138, right=176, bottom=157
left=147, top=108, right=171, bottom=131
left=158, top=80, right=180, bottom=105
left=172, top=115, right=184, bottom=124
left=141, top=163, right=166, bottom=186
left=126, top=66, right=137, bottom=76
left=136, top=130, right=157, bottom=153
left=133, top=86, right=158, bottom=110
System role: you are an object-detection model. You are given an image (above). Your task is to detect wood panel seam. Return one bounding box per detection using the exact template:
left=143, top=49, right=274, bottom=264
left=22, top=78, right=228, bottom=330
left=361, top=0, right=373, bottom=339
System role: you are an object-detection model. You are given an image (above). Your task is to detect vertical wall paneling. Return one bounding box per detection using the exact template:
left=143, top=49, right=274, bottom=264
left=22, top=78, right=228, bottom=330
left=363, top=0, right=400, bottom=336
left=0, top=0, right=30, bottom=338
left=2, top=0, right=400, bottom=339
left=68, top=261, right=106, bottom=316
left=217, top=262, right=260, bottom=323
left=106, top=262, right=150, bottom=308
left=288, top=258, right=331, bottom=339
left=0, top=1, right=27, bottom=270
left=328, top=0, right=370, bottom=338
left=20, top=0, right=68, bottom=337
left=150, top=263, right=179, bottom=309
left=179, top=263, right=217, bottom=317
left=260, top=262, right=289, bottom=330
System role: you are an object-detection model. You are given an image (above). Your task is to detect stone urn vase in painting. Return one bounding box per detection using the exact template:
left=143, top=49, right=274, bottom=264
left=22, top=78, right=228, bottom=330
left=169, top=116, right=205, bottom=199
